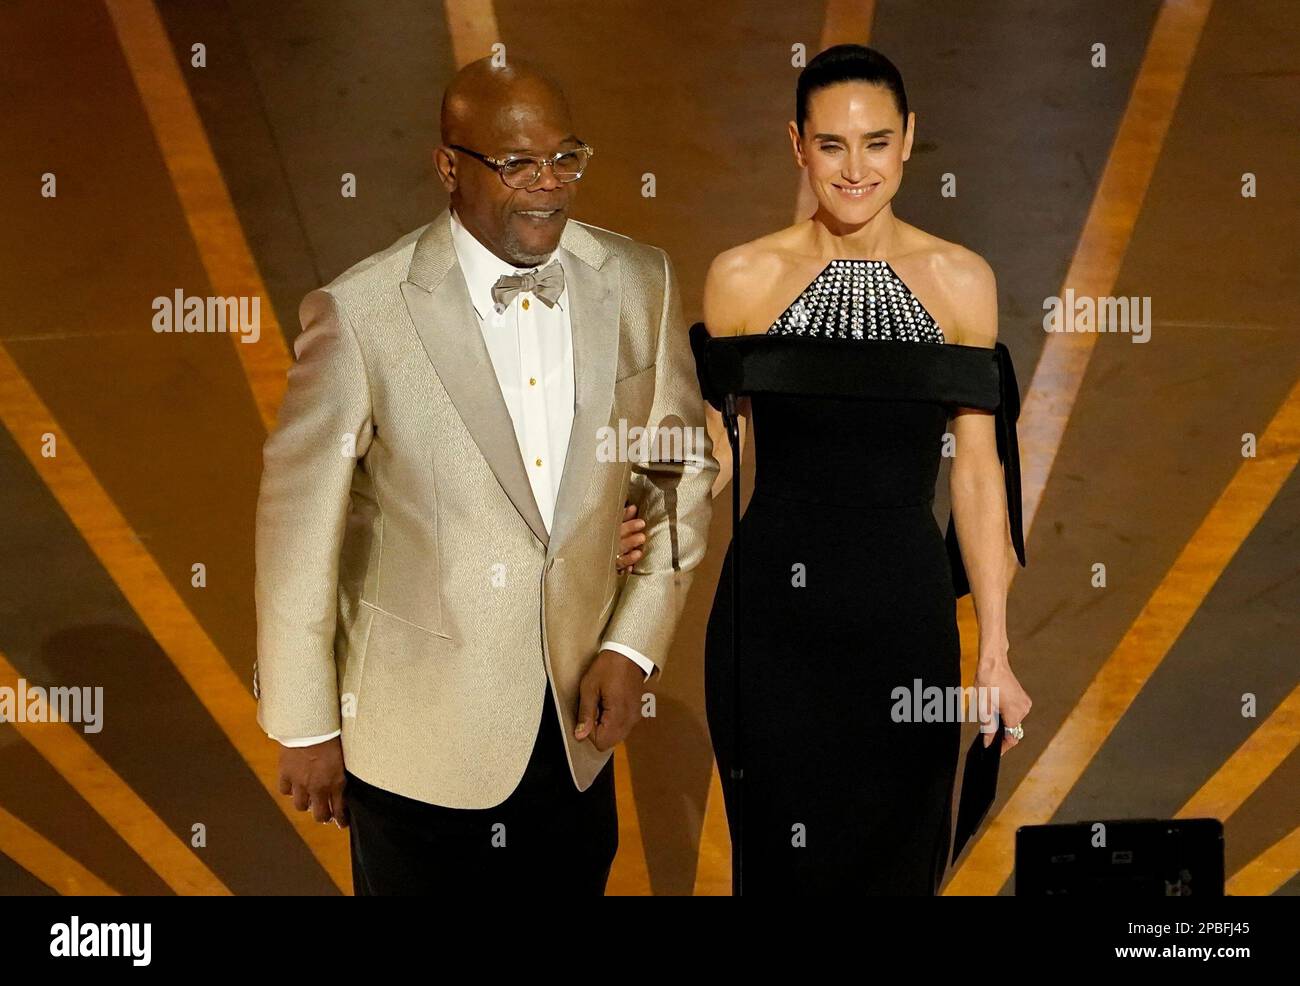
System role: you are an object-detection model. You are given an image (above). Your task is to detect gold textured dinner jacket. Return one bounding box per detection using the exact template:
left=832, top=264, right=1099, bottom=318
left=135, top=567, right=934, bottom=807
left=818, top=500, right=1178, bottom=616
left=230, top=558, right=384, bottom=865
left=254, top=207, right=716, bottom=807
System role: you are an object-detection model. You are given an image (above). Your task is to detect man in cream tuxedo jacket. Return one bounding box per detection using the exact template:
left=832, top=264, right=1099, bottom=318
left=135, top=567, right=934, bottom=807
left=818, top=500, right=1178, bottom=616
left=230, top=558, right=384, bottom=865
left=254, top=57, right=715, bottom=894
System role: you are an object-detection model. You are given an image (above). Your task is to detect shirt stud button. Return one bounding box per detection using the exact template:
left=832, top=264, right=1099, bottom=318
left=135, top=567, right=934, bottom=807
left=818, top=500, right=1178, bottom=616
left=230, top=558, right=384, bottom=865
left=522, top=298, right=530, bottom=310
left=529, top=377, right=537, bottom=386
left=535, top=457, right=542, bottom=467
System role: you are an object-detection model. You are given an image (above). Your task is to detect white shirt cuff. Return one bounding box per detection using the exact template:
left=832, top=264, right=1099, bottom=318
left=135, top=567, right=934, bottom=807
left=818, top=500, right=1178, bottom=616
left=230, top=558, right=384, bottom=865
left=600, top=641, right=656, bottom=680
left=267, top=729, right=341, bottom=747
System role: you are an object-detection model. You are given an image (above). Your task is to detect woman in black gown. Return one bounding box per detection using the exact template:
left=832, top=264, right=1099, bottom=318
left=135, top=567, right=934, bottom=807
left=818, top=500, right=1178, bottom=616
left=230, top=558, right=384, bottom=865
left=692, top=45, right=1032, bottom=895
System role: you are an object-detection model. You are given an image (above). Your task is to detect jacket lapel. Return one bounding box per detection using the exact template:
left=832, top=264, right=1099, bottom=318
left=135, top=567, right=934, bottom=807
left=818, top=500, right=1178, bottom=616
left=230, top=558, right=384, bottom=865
left=400, top=209, right=621, bottom=555
left=549, top=227, right=620, bottom=556
left=401, top=209, right=549, bottom=546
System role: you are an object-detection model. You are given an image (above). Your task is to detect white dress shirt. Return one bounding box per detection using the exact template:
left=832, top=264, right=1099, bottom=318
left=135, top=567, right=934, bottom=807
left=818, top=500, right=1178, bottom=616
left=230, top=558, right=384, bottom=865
left=268, top=209, right=653, bottom=748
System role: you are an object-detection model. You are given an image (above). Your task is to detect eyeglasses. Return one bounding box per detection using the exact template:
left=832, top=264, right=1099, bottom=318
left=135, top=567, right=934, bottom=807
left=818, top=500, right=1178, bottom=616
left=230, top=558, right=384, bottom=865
left=448, top=143, right=594, bottom=189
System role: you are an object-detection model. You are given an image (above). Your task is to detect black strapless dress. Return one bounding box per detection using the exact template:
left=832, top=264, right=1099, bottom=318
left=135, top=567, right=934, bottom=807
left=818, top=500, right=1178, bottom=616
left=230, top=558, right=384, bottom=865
left=691, top=259, right=1026, bottom=895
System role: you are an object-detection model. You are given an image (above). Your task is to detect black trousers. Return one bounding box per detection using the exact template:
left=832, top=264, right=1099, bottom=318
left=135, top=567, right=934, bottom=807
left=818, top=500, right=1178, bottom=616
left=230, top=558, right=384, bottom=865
left=345, top=683, right=618, bottom=895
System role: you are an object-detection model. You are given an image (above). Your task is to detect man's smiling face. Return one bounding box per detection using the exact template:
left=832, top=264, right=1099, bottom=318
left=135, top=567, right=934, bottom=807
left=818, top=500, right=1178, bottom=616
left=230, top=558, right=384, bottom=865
left=439, top=70, right=581, bottom=267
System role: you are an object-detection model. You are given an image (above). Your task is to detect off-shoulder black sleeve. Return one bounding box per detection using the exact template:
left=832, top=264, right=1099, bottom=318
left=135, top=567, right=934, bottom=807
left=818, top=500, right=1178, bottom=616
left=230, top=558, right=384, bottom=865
left=688, top=321, right=1027, bottom=598
left=689, top=321, right=727, bottom=412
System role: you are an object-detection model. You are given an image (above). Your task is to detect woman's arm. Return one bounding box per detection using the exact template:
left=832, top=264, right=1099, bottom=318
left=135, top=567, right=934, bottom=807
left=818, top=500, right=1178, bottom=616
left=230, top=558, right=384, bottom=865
left=950, top=409, right=1012, bottom=653
left=701, top=247, right=765, bottom=498
left=947, top=252, right=1031, bottom=753
left=703, top=401, right=749, bottom=498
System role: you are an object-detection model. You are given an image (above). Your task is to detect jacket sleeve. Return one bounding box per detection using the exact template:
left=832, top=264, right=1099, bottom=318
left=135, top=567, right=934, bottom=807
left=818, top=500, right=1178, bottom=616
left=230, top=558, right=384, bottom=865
left=254, top=289, right=373, bottom=740
left=601, top=249, right=719, bottom=674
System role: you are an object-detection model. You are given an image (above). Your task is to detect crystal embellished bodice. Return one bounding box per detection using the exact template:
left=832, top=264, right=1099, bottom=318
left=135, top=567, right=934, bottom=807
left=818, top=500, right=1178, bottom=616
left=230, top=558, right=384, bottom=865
left=690, top=277, right=1027, bottom=596
left=766, top=258, right=945, bottom=343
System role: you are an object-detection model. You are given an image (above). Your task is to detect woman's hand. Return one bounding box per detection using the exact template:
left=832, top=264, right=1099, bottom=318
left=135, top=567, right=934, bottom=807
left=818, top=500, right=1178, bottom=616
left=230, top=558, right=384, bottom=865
left=973, top=655, right=1031, bottom=755
left=615, top=501, right=646, bottom=573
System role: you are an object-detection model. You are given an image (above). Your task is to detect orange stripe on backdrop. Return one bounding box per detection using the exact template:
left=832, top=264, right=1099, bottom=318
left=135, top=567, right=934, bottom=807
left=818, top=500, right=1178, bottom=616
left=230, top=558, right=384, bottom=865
left=0, top=343, right=349, bottom=892
left=0, top=803, right=119, bottom=896
left=1178, top=682, right=1300, bottom=823
left=443, top=0, right=502, bottom=65
left=1016, top=0, right=1214, bottom=542
left=99, top=0, right=355, bottom=891
left=1227, top=826, right=1300, bottom=897
left=0, top=648, right=223, bottom=895
left=608, top=745, right=651, bottom=894
left=1182, top=683, right=1300, bottom=896
left=945, top=374, right=1300, bottom=895
left=101, top=0, right=291, bottom=433
left=691, top=763, right=733, bottom=896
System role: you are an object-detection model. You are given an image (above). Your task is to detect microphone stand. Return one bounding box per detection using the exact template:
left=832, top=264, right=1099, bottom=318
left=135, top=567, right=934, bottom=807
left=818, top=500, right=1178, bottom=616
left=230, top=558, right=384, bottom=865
left=723, top=392, right=743, bottom=896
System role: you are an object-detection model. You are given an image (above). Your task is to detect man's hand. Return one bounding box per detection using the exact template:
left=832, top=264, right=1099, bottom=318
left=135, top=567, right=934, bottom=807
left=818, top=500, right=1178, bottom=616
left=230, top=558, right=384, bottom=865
left=574, top=649, right=647, bottom=751
left=616, top=501, right=646, bottom=573
left=278, top=736, right=349, bottom=828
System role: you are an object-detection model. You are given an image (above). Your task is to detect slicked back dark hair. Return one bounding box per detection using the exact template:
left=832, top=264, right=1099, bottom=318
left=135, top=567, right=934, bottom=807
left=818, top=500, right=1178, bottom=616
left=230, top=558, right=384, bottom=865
left=796, top=44, right=909, bottom=135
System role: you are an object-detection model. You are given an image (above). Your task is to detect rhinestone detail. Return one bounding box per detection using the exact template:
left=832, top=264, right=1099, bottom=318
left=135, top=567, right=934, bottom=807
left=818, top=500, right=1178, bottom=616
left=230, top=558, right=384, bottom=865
left=767, top=259, right=945, bottom=343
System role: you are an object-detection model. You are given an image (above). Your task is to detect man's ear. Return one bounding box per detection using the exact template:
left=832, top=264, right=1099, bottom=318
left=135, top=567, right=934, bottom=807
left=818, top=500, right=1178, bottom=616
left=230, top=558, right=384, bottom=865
left=433, top=146, right=457, bottom=192
left=787, top=121, right=806, bottom=168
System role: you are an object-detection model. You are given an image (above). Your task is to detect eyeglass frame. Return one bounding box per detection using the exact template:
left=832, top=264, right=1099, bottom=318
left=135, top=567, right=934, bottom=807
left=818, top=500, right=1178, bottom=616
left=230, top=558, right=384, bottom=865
left=446, top=142, right=595, bottom=188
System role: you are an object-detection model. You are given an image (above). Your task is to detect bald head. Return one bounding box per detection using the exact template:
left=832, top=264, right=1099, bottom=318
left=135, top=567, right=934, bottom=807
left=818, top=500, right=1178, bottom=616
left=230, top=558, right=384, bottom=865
left=440, top=57, right=571, bottom=148
left=434, top=56, right=583, bottom=266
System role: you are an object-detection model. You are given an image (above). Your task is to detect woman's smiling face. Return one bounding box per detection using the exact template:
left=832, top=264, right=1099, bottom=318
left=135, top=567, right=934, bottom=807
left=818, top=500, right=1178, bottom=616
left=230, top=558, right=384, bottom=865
left=790, top=81, right=915, bottom=227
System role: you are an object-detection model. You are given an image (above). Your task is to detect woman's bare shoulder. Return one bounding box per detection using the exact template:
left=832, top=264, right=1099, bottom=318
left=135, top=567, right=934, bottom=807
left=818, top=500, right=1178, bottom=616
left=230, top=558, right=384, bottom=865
left=897, top=225, right=997, bottom=346
left=898, top=224, right=992, bottom=283
left=703, top=227, right=809, bottom=336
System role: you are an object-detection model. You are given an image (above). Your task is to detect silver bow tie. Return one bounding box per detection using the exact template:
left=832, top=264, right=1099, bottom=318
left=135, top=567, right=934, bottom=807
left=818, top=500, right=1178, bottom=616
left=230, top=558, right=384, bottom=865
left=491, top=260, right=565, bottom=312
